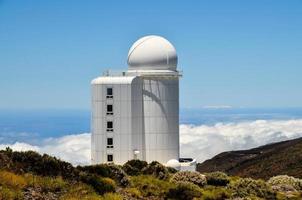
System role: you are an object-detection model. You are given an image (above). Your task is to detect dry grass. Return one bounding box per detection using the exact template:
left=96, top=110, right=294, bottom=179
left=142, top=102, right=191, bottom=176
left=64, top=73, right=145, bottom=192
left=60, top=183, right=102, bottom=200
left=0, top=186, right=23, bottom=200
left=101, top=193, right=122, bottom=200
left=131, top=175, right=174, bottom=197
left=0, top=170, right=27, bottom=189
left=25, top=174, right=68, bottom=192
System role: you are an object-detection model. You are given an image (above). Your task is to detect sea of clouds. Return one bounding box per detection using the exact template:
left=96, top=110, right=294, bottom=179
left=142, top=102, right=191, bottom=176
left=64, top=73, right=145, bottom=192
left=1, top=119, right=302, bottom=166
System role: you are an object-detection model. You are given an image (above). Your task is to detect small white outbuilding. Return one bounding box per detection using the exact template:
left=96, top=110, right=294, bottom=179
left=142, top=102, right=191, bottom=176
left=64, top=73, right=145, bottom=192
left=91, top=35, right=181, bottom=165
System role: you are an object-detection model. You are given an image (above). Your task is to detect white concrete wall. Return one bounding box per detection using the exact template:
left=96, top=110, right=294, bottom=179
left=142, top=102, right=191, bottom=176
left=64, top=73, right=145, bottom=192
left=142, top=77, right=179, bottom=164
left=91, top=76, right=144, bottom=165
left=131, top=78, right=144, bottom=160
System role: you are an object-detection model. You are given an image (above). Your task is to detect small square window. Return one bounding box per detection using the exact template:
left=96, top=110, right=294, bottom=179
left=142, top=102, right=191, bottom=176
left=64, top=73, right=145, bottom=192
left=107, top=138, right=113, bottom=146
left=107, top=88, right=113, bottom=97
left=107, top=154, right=113, bottom=162
left=107, top=121, right=113, bottom=132
left=107, top=104, right=113, bottom=115
left=107, top=104, right=113, bottom=112
left=107, top=121, right=113, bottom=129
left=107, top=138, right=113, bottom=148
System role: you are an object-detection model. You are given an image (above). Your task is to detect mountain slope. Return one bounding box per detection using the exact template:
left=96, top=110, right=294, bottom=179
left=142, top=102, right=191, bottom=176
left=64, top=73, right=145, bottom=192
left=197, top=137, right=302, bottom=180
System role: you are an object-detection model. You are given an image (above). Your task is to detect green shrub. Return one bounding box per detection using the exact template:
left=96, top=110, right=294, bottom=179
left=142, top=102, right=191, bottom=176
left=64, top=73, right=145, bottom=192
left=131, top=175, right=174, bottom=197
left=40, top=154, right=77, bottom=179
left=79, top=172, right=116, bottom=195
left=142, top=161, right=169, bottom=180
left=276, top=190, right=302, bottom=200
left=167, top=166, right=178, bottom=174
left=0, top=186, right=23, bottom=200
left=123, top=187, right=142, bottom=198
left=2, top=150, right=77, bottom=180
left=228, top=175, right=241, bottom=184
left=60, top=183, right=102, bottom=200
left=78, top=164, right=130, bottom=187
left=205, top=171, right=230, bottom=186
left=201, top=186, right=231, bottom=200
left=166, top=181, right=202, bottom=200
left=106, top=164, right=130, bottom=187
left=267, top=175, right=302, bottom=191
left=122, top=159, right=148, bottom=176
left=78, top=164, right=111, bottom=177
left=228, top=178, right=276, bottom=199
left=171, top=171, right=207, bottom=187
left=101, top=193, right=122, bottom=200
left=0, top=151, right=12, bottom=169
left=26, top=174, right=68, bottom=192
left=101, top=177, right=116, bottom=191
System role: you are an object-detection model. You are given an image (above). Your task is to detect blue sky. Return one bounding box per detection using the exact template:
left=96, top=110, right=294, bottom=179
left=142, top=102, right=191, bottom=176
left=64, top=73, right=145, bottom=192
left=0, top=0, right=301, bottom=110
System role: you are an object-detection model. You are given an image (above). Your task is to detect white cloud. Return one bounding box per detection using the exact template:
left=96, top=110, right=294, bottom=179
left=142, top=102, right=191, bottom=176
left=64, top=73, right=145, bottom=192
left=40, top=133, right=91, bottom=166
left=1, top=120, right=302, bottom=165
left=0, top=133, right=91, bottom=166
left=180, top=119, right=302, bottom=162
left=0, top=142, right=39, bottom=152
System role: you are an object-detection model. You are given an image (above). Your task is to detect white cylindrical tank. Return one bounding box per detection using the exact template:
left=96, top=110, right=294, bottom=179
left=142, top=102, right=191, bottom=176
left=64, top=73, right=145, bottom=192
left=127, top=35, right=180, bottom=164
left=166, top=159, right=181, bottom=170
left=141, top=77, right=179, bottom=163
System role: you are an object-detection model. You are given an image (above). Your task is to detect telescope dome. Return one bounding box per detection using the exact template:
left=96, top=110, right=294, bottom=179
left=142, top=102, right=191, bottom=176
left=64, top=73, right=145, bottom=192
left=127, top=35, right=177, bottom=71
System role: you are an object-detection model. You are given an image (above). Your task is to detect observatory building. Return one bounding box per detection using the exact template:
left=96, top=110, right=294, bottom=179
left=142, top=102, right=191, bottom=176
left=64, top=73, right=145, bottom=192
left=91, top=35, right=182, bottom=165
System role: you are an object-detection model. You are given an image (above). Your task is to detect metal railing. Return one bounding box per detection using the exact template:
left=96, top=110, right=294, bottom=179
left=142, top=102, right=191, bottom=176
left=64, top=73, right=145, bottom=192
left=102, top=69, right=127, bottom=77
left=102, top=69, right=183, bottom=78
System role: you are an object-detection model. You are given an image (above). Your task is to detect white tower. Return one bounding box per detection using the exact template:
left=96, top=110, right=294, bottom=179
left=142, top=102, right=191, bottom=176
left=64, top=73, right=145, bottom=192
left=91, top=35, right=181, bottom=165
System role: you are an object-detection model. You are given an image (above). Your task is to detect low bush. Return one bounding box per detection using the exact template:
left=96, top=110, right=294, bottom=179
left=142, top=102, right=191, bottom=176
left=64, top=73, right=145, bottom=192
left=107, top=164, right=130, bottom=187
left=26, top=174, right=68, bottom=192
left=171, top=171, right=207, bottom=187
left=1, top=149, right=77, bottom=180
left=167, top=166, right=178, bottom=174
left=0, top=186, right=23, bottom=200
left=276, top=190, right=302, bottom=200
left=166, top=181, right=202, bottom=200
left=101, top=193, right=123, bottom=200
left=79, top=172, right=116, bottom=195
left=60, top=183, right=102, bottom=200
left=267, top=175, right=302, bottom=191
left=205, top=171, right=230, bottom=186
left=201, top=186, right=231, bottom=200
left=228, top=175, right=241, bottom=184
left=78, top=164, right=111, bottom=177
left=0, top=151, right=12, bottom=169
left=123, top=187, right=142, bottom=198
left=78, top=164, right=130, bottom=187
left=142, top=161, right=169, bottom=180
left=131, top=175, right=174, bottom=197
left=122, top=159, right=148, bottom=176
left=228, top=178, right=276, bottom=199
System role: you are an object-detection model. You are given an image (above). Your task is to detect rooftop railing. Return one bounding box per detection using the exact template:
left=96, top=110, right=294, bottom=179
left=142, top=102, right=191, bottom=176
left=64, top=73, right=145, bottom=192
left=102, top=70, right=128, bottom=77
left=102, top=69, right=183, bottom=77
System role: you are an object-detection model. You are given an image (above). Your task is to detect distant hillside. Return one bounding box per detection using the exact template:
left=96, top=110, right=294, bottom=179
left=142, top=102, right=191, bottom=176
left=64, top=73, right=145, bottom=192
left=197, top=137, right=302, bottom=180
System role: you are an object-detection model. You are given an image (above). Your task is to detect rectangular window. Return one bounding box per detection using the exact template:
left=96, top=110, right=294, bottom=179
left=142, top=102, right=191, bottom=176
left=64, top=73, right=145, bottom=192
left=107, top=154, right=113, bottom=162
left=106, top=104, right=113, bottom=115
left=107, top=121, right=113, bottom=132
left=106, top=88, right=113, bottom=98
left=107, top=138, right=113, bottom=148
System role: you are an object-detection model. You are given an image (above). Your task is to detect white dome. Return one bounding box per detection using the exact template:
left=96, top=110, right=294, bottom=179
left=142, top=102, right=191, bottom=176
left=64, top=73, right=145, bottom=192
left=127, top=35, right=177, bottom=71
left=166, top=159, right=181, bottom=170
